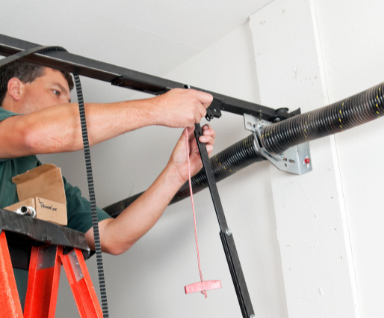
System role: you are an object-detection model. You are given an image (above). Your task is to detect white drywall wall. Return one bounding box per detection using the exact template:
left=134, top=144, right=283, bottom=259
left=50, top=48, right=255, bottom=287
left=315, top=1, right=384, bottom=317
left=251, top=0, right=384, bottom=317
left=250, top=1, right=359, bottom=316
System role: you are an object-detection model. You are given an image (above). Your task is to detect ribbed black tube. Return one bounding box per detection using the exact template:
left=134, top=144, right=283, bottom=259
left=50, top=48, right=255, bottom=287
left=104, top=81, right=384, bottom=217
left=260, top=81, right=384, bottom=154
left=103, top=134, right=265, bottom=217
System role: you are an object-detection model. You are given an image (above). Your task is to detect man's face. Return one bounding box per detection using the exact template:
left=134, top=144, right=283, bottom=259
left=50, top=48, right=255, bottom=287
left=16, top=67, right=71, bottom=114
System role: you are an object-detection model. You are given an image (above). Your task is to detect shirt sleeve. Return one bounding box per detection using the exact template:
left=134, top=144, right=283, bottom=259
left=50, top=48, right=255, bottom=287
left=0, top=108, right=19, bottom=161
left=0, top=107, right=19, bottom=121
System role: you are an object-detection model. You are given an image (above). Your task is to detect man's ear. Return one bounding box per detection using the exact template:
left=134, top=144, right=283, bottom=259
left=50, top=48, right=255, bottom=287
left=7, top=78, right=24, bottom=101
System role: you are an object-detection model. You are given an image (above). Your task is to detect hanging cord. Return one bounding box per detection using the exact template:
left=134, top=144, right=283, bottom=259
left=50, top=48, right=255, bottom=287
left=185, top=128, right=207, bottom=298
left=73, top=74, right=109, bottom=317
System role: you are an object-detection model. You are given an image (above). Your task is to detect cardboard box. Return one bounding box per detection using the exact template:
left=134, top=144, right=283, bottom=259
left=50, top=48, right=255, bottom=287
left=5, top=164, right=67, bottom=225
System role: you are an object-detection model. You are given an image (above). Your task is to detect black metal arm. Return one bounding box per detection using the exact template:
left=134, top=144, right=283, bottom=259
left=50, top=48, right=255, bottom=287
left=0, top=34, right=299, bottom=123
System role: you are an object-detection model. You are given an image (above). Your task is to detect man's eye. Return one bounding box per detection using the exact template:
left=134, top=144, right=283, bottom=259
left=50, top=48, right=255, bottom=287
left=53, top=90, right=60, bottom=96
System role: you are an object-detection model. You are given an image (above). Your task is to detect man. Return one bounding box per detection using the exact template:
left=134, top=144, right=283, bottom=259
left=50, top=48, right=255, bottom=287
left=0, top=62, right=215, bottom=304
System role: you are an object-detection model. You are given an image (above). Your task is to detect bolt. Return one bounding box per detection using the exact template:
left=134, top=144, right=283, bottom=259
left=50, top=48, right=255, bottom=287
left=226, top=228, right=232, bottom=236
left=250, top=315, right=256, bottom=318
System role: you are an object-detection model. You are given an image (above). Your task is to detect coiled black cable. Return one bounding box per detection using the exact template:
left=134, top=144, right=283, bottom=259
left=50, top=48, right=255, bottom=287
left=260, top=82, right=384, bottom=154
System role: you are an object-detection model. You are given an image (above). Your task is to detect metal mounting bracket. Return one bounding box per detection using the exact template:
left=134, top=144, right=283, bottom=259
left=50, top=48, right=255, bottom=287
left=244, top=114, right=312, bottom=175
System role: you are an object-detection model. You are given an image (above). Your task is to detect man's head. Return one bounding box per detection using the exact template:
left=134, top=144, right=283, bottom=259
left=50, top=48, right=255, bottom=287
left=0, top=61, right=74, bottom=113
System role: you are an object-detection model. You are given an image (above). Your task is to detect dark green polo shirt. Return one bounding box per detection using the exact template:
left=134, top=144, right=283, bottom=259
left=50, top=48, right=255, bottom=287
left=0, top=107, right=111, bottom=308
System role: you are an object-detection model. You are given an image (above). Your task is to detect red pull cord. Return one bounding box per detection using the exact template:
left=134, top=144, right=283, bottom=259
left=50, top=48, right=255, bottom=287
left=185, top=128, right=207, bottom=297
left=184, top=128, right=221, bottom=297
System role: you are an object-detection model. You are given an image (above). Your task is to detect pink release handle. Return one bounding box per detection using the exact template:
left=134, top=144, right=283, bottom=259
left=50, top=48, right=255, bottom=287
left=185, top=280, right=222, bottom=294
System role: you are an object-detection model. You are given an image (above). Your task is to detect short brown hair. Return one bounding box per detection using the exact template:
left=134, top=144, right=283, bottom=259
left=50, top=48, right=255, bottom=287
left=0, top=61, right=74, bottom=105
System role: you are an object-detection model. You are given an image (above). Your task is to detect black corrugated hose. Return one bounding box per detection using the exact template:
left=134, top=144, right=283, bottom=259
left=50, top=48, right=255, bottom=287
left=104, top=81, right=384, bottom=217
left=260, top=81, right=384, bottom=154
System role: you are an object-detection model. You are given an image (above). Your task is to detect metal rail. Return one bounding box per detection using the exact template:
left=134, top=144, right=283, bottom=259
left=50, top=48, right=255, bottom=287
left=0, top=34, right=299, bottom=122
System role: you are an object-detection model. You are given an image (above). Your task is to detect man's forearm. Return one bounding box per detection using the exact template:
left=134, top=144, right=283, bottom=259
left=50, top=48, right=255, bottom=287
left=84, top=124, right=215, bottom=254
left=0, top=97, right=162, bottom=158
left=0, top=89, right=212, bottom=158
left=88, top=163, right=185, bottom=255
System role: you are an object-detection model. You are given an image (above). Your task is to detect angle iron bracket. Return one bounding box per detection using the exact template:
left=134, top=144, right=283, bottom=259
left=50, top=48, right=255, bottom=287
left=244, top=114, right=312, bottom=175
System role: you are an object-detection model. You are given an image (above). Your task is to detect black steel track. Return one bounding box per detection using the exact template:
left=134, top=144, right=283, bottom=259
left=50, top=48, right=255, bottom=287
left=0, top=34, right=299, bottom=122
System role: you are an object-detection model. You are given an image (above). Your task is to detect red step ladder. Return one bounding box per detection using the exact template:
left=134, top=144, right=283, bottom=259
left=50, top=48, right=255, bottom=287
left=0, top=209, right=103, bottom=318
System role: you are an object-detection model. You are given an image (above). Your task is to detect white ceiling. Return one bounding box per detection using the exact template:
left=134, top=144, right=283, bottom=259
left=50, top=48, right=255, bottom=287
left=0, top=0, right=271, bottom=76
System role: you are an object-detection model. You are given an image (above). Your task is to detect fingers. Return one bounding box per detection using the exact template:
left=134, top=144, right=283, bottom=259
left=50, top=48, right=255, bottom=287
left=189, top=90, right=212, bottom=126
left=187, top=124, right=215, bottom=157
left=174, top=124, right=216, bottom=179
left=193, top=90, right=214, bottom=109
left=155, top=88, right=213, bottom=128
left=186, top=124, right=215, bottom=144
left=181, top=89, right=213, bottom=126
left=198, top=124, right=215, bottom=145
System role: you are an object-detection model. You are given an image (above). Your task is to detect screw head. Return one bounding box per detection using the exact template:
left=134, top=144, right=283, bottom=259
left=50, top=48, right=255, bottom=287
left=226, top=228, right=232, bottom=236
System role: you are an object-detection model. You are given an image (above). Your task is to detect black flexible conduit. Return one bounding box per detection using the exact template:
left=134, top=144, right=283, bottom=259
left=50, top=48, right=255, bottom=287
left=104, top=81, right=384, bottom=217
left=73, top=74, right=109, bottom=318
left=260, top=81, right=384, bottom=154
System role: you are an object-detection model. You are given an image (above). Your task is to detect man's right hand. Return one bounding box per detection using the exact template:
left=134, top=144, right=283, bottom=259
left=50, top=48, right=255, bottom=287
left=151, top=88, right=213, bottom=128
